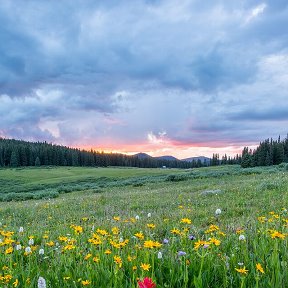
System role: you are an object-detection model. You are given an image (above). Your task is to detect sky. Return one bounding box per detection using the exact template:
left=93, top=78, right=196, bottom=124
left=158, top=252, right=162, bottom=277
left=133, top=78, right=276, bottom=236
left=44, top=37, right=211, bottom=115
left=0, top=0, right=288, bottom=159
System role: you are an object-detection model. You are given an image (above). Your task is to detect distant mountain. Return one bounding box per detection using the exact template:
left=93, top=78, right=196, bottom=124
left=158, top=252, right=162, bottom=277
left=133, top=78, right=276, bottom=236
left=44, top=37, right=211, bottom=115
left=134, top=153, right=210, bottom=164
left=181, top=156, right=211, bottom=163
left=133, top=152, right=152, bottom=159
left=155, top=155, right=179, bottom=161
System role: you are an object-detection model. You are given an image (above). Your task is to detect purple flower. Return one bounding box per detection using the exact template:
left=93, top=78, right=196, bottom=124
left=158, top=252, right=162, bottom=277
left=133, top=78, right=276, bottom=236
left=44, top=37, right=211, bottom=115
left=163, top=238, right=169, bottom=244
left=177, top=251, right=186, bottom=256
left=189, top=235, right=196, bottom=240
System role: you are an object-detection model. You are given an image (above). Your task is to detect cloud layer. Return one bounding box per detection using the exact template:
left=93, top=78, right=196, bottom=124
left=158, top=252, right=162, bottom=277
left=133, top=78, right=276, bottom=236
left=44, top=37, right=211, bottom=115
left=0, top=0, right=288, bottom=157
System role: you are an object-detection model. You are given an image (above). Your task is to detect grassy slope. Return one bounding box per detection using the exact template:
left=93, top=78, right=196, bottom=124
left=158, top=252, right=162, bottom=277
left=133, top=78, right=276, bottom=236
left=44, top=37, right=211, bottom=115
left=1, top=165, right=287, bottom=230
left=0, top=165, right=287, bottom=287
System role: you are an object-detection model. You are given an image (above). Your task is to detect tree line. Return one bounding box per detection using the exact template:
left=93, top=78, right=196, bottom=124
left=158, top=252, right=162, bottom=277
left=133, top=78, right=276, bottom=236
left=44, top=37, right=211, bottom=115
left=241, top=135, right=288, bottom=168
left=0, top=138, right=199, bottom=169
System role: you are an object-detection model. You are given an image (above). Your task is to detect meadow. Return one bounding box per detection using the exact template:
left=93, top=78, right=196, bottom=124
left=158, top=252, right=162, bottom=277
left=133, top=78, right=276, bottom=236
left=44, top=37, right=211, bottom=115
left=0, top=165, right=287, bottom=287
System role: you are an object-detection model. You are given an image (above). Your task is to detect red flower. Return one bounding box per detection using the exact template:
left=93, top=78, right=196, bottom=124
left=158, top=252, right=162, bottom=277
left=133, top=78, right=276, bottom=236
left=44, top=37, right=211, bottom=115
left=138, top=277, right=156, bottom=288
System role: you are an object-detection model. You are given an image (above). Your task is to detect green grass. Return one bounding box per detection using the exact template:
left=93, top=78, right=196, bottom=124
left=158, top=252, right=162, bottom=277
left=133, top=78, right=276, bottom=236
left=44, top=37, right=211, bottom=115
left=0, top=165, right=287, bottom=287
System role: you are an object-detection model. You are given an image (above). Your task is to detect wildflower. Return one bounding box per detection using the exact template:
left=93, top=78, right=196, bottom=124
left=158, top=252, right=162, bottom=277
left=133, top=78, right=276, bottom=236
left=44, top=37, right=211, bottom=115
left=38, top=277, right=46, bottom=288
left=12, top=279, right=19, bottom=287
left=39, top=248, right=45, bottom=255
left=135, top=232, right=144, bottom=240
left=5, top=247, right=13, bottom=254
left=189, top=235, right=196, bottom=240
left=209, top=237, right=221, bottom=246
left=132, top=265, right=137, bottom=271
left=113, top=216, right=120, bottom=221
left=157, top=251, right=163, bottom=259
left=46, top=241, right=54, bottom=247
left=177, top=251, right=186, bottom=256
left=111, top=227, right=119, bottom=235
left=104, top=249, right=112, bottom=254
left=256, top=263, right=264, bottom=274
left=28, top=238, right=34, bottom=245
left=215, top=209, right=222, bottom=215
left=93, top=256, right=100, bottom=263
left=147, top=213, right=151, bottom=218
left=270, top=230, right=285, bottom=239
left=170, top=228, right=181, bottom=235
left=235, top=267, right=248, bottom=275
left=140, top=263, right=151, bottom=271
left=180, top=218, right=192, bottom=224
left=143, top=240, right=162, bottom=249
left=138, top=277, right=156, bottom=288
left=205, top=225, right=220, bottom=234
left=114, top=255, right=122, bottom=267
left=147, top=223, right=156, bottom=229
left=163, top=238, right=169, bottom=244
left=81, top=280, right=91, bottom=286
left=25, top=246, right=32, bottom=255
left=19, top=227, right=24, bottom=233
left=16, top=244, right=22, bottom=250
left=63, top=276, right=70, bottom=280
left=135, top=215, right=140, bottom=220
left=84, top=253, right=92, bottom=260
left=194, top=240, right=210, bottom=250
left=238, top=235, right=246, bottom=241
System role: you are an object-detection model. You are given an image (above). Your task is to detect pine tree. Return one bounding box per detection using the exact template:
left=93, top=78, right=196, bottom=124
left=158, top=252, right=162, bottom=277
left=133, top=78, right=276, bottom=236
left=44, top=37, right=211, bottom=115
left=35, top=157, right=41, bottom=166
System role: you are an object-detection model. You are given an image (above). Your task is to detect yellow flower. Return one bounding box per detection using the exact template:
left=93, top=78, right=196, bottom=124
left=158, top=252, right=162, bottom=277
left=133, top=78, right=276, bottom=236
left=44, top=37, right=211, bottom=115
left=93, top=256, right=100, bottom=263
left=194, top=240, right=210, bottom=250
left=58, top=236, right=68, bottom=242
left=147, top=223, right=156, bottom=229
left=134, top=232, right=144, bottom=240
left=143, top=240, right=162, bottom=249
left=132, top=265, right=137, bottom=271
left=104, top=249, right=112, bottom=254
left=270, top=230, right=285, bottom=239
left=113, top=216, right=120, bottom=221
left=114, top=256, right=122, bottom=267
left=96, top=229, right=109, bottom=236
left=180, top=218, right=192, bottom=224
left=205, top=225, right=219, bottom=234
left=46, top=241, right=55, bottom=247
left=63, top=276, right=70, bottom=280
left=73, top=225, right=83, bottom=234
left=5, top=247, right=13, bottom=254
left=111, top=227, right=119, bottom=235
left=256, top=263, right=265, bottom=274
left=84, top=253, right=92, bottom=260
left=171, top=228, right=181, bottom=235
left=235, top=267, right=248, bottom=275
left=12, top=279, right=19, bottom=287
left=209, top=237, right=221, bottom=246
left=140, top=263, right=151, bottom=271
left=81, top=279, right=91, bottom=285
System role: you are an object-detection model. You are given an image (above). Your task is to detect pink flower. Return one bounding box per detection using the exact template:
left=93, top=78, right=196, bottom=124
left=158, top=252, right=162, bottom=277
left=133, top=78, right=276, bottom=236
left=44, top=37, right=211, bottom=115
left=138, top=277, right=156, bottom=288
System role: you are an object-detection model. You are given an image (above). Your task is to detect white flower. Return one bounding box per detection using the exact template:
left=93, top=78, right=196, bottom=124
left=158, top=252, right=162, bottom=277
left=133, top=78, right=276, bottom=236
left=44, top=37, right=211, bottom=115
left=38, top=276, right=47, bottom=288
left=135, top=215, right=140, bottom=220
left=215, top=209, right=222, bottom=215
left=19, top=226, right=24, bottom=233
left=39, top=248, right=45, bottom=255
left=157, top=251, right=163, bottom=259
left=25, top=246, right=32, bottom=254
left=239, top=235, right=246, bottom=241
left=147, top=213, right=151, bottom=218
left=28, top=238, right=34, bottom=245
left=119, top=237, right=123, bottom=243
left=16, top=244, right=22, bottom=250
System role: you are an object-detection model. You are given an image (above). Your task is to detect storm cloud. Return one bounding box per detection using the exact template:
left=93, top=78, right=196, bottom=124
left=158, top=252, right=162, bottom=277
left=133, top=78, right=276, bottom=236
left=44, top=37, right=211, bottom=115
left=0, top=0, right=287, bottom=157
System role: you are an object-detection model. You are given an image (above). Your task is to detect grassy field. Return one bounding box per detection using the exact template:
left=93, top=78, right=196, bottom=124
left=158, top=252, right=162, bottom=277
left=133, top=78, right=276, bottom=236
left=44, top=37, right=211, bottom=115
left=0, top=165, right=288, bottom=287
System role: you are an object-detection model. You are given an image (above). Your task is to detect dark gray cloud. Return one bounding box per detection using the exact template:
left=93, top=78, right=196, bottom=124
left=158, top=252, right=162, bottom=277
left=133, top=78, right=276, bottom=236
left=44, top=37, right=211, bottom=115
left=0, top=0, right=288, bottom=156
